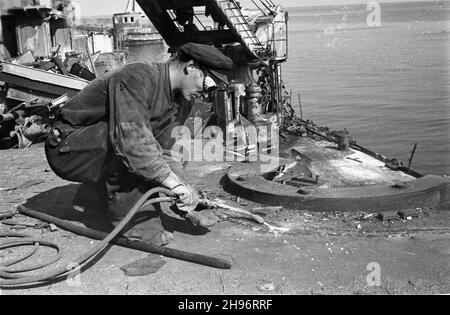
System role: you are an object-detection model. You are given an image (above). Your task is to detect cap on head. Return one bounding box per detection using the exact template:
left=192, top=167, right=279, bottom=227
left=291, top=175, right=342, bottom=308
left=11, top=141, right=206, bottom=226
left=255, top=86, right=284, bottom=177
left=179, top=43, right=233, bottom=84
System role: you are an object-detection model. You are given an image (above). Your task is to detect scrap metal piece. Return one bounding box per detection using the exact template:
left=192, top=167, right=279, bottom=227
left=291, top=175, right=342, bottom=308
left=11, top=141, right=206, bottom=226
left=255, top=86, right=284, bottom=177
left=0, top=62, right=88, bottom=98
left=408, top=143, right=418, bottom=172
left=6, top=87, right=54, bottom=103
left=378, top=211, right=401, bottom=221
left=251, top=206, right=283, bottom=216
left=225, top=161, right=450, bottom=212
left=334, top=130, right=350, bottom=151
left=297, top=187, right=316, bottom=195
left=347, top=157, right=363, bottom=163
left=0, top=211, right=16, bottom=220
left=270, top=161, right=313, bottom=183
left=120, top=255, right=167, bottom=277
left=391, top=182, right=408, bottom=190
left=201, top=198, right=265, bottom=225
left=398, top=209, right=419, bottom=220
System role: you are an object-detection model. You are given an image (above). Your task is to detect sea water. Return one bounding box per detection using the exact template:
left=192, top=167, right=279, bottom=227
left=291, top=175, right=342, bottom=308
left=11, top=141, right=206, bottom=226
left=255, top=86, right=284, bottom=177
left=284, top=1, right=450, bottom=175
left=125, top=1, right=450, bottom=175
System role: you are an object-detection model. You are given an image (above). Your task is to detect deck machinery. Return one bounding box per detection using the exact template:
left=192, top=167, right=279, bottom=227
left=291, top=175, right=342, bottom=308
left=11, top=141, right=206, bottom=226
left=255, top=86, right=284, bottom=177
left=136, top=0, right=289, bottom=131
left=134, top=0, right=450, bottom=212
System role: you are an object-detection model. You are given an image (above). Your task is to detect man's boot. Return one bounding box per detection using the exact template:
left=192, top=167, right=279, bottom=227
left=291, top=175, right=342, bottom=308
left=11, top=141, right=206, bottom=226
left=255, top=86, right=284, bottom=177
left=103, top=158, right=174, bottom=247
left=107, top=187, right=174, bottom=247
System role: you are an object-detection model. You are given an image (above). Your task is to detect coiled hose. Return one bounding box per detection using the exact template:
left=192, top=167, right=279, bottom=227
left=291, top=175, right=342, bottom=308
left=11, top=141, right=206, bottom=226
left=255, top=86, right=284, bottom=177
left=0, top=187, right=231, bottom=288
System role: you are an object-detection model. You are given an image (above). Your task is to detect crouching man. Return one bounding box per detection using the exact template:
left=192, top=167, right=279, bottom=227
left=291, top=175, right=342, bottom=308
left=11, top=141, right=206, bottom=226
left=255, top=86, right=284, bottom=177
left=45, top=43, right=233, bottom=246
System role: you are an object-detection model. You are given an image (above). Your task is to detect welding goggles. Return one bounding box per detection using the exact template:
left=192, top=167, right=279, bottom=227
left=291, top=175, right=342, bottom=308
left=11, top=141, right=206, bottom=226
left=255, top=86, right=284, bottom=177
left=194, top=63, right=229, bottom=93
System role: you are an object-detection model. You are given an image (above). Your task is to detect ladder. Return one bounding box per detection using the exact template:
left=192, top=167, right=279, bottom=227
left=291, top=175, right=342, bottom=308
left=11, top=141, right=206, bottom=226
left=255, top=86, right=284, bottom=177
left=215, top=0, right=264, bottom=57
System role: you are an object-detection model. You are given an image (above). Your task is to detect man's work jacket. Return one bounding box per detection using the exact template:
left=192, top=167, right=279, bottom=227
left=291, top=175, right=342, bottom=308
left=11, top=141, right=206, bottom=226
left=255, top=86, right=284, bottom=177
left=46, top=62, right=179, bottom=184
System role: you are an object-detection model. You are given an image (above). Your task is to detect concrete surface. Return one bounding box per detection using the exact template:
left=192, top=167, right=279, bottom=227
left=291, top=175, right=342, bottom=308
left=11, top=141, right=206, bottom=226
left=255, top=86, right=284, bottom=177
left=0, top=145, right=449, bottom=295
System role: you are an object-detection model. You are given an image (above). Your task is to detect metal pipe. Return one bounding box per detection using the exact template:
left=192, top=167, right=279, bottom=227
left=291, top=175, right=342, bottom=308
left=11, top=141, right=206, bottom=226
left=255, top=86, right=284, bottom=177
left=85, top=42, right=98, bottom=78
left=0, top=111, right=23, bottom=124
left=298, top=93, right=303, bottom=120
left=200, top=199, right=265, bottom=225
left=18, top=204, right=232, bottom=270
left=408, top=143, right=418, bottom=172
left=260, top=0, right=275, bottom=12
left=2, top=189, right=232, bottom=287
left=258, top=0, right=273, bottom=13
left=0, top=211, right=15, bottom=220
left=251, top=0, right=266, bottom=15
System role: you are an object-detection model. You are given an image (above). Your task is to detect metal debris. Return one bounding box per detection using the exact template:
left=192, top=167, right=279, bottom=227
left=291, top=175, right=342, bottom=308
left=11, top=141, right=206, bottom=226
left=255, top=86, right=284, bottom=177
left=257, top=282, right=276, bottom=292
left=0, top=179, right=45, bottom=192
left=120, top=255, right=167, bottom=277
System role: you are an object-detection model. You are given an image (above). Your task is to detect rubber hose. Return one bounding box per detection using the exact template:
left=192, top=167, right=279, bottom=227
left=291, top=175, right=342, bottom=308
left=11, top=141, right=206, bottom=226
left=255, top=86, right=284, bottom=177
left=0, top=188, right=173, bottom=287
left=0, top=187, right=232, bottom=288
left=18, top=205, right=233, bottom=270
left=0, top=241, right=39, bottom=267
left=0, top=236, right=62, bottom=277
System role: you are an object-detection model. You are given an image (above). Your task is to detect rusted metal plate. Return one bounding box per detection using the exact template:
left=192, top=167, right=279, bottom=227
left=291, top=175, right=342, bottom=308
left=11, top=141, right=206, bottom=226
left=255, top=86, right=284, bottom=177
left=16, top=21, right=52, bottom=58
left=279, top=136, right=416, bottom=187
left=224, top=162, right=450, bottom=212
left=1, top=62, right=89, bottom=91
left=6, top=86, right=54, bottom=103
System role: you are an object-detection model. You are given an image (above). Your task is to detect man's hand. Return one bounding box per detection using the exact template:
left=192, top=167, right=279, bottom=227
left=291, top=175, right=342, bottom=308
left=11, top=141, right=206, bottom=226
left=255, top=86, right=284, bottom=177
left=47, top=128, right=62, bottom=147
left=172, top=183, right=199, bottom=212
left=161, top=172, right=199, bottom=213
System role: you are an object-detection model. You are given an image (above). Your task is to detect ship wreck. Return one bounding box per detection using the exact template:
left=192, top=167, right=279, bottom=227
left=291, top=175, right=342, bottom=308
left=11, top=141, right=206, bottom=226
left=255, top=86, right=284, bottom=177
left=127, top=0, right=448, bottom=213
left=0, top=0, right=126, bottom=148
left=113, top=0, right=163, bottom=49
left=0, top=0, right=449, bottom=212
left=0, top=0, right=449, bottom=288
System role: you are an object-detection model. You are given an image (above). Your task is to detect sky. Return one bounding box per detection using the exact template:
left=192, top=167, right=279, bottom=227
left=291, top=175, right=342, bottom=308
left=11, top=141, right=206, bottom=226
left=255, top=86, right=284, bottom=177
left=75, top=0, right=442, bottom=17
